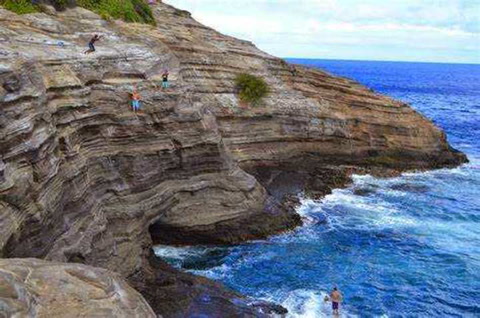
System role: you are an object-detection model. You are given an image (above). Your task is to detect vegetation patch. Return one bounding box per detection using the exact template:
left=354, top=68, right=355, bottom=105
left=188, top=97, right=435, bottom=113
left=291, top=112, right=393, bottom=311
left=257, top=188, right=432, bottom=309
left=0, top=0, right=38, bottom=14
left=0, top=0, right=156, bottom=25
left=235, top=73, right=269, bottom=105
left=77, top=0, right=156, bottom=24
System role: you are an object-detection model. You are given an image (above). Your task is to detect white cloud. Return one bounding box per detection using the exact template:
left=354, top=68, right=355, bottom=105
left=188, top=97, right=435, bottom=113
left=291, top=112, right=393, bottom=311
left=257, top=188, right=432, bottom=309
left=164, top=0, right=480, bottom=63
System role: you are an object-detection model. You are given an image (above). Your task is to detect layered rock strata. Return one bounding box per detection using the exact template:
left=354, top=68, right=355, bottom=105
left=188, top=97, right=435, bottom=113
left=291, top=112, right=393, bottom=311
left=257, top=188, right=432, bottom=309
left=0, top=258, right=155, bottom=317
left=0, top=2, right=467, bottom=317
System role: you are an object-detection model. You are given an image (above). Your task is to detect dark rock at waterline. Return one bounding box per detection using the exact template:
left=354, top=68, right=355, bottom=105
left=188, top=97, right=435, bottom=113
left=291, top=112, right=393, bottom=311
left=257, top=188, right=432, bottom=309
left=129, top=252, right=288, bottom=318
left=245, top=163, right=354, bottom=201
left=390, top=183, right=430, bottom=193
left=353, top=185, right=379, bottom=196
left=149, top=196, right=302, bottom=245
left=251, top=301, right=289, bottom=316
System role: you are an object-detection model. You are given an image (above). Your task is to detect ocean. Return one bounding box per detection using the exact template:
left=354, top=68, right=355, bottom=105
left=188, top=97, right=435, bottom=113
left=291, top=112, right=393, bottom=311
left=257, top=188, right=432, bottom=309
left=154, top=60, right=480, bottom=317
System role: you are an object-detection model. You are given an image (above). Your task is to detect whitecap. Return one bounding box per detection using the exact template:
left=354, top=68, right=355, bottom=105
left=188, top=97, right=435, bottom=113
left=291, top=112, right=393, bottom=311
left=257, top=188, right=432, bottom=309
left=267, top=289, right=358, bottom=318
left=153, top=244, right=203, bottom=260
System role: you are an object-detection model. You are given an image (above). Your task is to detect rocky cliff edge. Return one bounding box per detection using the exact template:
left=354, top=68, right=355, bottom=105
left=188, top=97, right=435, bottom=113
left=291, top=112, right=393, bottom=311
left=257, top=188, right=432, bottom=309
left=0, top=2, right=467, bottom=317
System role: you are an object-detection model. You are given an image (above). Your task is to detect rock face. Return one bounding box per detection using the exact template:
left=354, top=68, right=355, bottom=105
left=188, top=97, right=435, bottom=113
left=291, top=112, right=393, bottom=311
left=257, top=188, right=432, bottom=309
left=130, top=251, right=288, bottom=318
left=0, top=258, right=155, bottom=317
left=0, top=2, right=467, bottom=317
left=0, top=256, right=284, bottom=318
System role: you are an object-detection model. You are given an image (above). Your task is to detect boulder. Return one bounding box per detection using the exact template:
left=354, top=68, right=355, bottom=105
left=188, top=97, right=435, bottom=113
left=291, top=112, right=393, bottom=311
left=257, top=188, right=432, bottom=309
left=0, top=258, right=155, bottom=317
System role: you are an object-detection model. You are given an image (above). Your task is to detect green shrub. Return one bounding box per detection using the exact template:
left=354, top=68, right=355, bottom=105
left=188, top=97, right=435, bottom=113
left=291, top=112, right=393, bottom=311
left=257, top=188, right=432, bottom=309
left=77, top=0, right=156, bottom=25
left=1, top=0, right=156, bottom=25
left=235, top=73, right=269, bottom=105
left=0, top=0, right=38, bottom=14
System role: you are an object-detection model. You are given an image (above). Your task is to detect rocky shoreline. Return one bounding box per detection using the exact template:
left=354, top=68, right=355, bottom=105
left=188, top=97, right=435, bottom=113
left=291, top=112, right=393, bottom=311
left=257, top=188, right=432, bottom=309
left=0, top=2, right=467, bottom=317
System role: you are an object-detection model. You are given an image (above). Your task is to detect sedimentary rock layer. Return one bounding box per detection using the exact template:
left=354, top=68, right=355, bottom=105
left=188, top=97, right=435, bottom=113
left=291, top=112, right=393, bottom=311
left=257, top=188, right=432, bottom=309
left=0, top=2, right=467, bottom=317
left=0, top=258, right=155, bottom=317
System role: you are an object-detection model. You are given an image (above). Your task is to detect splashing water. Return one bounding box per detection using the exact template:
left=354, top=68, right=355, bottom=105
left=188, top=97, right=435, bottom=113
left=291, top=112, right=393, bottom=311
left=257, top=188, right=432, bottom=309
left=155, top=60, right=480, bottom=317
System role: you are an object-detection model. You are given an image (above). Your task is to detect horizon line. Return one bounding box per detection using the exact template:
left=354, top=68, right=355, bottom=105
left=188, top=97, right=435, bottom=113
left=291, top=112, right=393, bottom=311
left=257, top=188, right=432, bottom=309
left=282, top=57, right=480, bottom=66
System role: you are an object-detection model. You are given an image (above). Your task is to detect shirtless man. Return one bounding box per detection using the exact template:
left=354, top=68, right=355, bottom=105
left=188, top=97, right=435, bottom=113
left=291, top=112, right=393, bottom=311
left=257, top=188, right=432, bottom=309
left=84, top=34, right=102, bottom=54
left=330, top=287, right=343, bottom=315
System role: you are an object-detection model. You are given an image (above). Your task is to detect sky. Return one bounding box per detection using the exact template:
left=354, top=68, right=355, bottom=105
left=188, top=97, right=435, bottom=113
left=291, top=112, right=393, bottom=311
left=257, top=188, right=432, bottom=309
left=164, top=0, right=480, bottom=64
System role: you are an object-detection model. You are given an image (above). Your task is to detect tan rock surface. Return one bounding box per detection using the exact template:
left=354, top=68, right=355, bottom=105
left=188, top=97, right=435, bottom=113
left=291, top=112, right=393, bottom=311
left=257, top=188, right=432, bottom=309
left=0, top=258, right=155, bottom=317
left=0, top=2, right=467, bottom=317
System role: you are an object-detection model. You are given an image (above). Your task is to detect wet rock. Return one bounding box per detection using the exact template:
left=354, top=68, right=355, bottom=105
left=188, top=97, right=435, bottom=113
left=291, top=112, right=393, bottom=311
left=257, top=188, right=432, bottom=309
left=390, top=183, right=430, bottom=193
left=353, top=186, right=378, bottom=196
left=251, top=301, right=289, bottom=316
left=128, top=252, right=287, bottom=318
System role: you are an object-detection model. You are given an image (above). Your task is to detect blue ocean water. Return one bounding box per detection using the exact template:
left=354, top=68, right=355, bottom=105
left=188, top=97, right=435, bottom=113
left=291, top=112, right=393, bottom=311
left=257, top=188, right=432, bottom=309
left=155, top=60, right=480, bottom=317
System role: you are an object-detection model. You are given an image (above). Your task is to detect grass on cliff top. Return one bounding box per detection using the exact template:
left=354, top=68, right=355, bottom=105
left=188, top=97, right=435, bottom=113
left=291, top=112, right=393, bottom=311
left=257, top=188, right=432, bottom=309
left=0, top=0, right=156, bottom=25
left=77, top=0, right=156, bottom=25
left=1, top=0, right=37, bottom=14
left=235, top=73, right=269, bottom=106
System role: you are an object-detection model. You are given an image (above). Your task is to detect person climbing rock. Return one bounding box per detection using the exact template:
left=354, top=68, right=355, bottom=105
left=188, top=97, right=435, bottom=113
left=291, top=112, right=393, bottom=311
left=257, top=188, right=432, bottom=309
left=84, top=34, right=102, bottom=54
left=162, top=70, right=169, bottom=89
left=330, top=287, right=343, bottom=315
left=131, top=89, right=141, bottom=113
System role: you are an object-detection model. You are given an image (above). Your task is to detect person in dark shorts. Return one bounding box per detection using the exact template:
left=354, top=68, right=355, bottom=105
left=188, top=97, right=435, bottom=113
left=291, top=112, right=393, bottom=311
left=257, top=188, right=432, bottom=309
left=161, top=70, right=169, bottom=89
left=84, top=34, right=102, bottom=54
left=330, top=287, right=343, bottom=315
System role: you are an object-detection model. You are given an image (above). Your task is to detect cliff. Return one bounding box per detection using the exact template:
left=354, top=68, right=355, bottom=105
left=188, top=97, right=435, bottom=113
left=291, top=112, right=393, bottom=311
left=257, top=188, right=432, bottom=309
left=0, top=2, right=467, bottom=317
left=0, top=258, right=156, bottom=317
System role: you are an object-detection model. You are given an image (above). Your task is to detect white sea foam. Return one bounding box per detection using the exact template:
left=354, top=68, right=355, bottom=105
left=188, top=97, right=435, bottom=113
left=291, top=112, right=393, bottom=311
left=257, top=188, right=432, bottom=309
left=306, top=185, right=421, bottom=232
left=152, top=164, right=478, bottom=317
left=153, top=244, right=236, bottom=280
left=266, top=289, right=358, bottom=318
left=153, top=244, right=208, bottom=261
left=306, top=170, right=480, bottom=263
left=189, top=263, right=233, bottom=280
left=296, top=198, right=320, bottom=226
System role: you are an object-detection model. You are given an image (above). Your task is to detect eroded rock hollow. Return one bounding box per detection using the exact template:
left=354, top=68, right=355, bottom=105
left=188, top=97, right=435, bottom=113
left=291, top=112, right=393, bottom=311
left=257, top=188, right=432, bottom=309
left=0, top=2, right=467, bottom=317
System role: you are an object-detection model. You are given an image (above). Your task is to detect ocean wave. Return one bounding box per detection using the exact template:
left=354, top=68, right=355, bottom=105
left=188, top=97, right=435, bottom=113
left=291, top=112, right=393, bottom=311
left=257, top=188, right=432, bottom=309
left=266, top=289, right=359, bottom=318
left=153, top=165, right=480, bottom=316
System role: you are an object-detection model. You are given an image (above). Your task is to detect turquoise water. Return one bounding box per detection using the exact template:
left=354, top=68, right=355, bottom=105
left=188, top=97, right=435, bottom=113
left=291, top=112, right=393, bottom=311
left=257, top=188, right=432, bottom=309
left=155, top=60, right=480, bottom=317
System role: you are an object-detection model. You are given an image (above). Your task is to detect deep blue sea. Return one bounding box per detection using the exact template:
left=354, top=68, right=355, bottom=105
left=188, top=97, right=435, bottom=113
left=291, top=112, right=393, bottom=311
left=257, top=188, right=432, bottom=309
left=155, top=60, right=480, bottom=317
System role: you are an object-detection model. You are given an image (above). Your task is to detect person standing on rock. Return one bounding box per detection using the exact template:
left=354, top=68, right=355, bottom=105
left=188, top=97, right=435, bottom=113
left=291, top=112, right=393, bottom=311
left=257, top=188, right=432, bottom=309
left=131, top=89, right=141, bottom=113
left=84, top=34, right=102, bottom=54
left=329, top=287, right=343, bottom=315
left=161, top=70, right=169, bottom=89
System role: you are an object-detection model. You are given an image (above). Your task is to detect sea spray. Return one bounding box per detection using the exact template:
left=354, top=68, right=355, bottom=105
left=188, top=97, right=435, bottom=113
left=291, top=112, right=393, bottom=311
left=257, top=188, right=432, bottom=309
left=155, top=60, right=480, bottom=317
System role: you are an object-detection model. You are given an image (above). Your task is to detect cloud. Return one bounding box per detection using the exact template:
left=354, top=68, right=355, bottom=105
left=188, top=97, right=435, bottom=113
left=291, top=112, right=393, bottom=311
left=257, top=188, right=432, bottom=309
left=164, top=0, right=480, bottom=63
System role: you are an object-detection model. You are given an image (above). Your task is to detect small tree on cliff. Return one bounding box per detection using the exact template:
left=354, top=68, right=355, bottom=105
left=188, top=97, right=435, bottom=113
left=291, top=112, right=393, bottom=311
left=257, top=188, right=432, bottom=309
left=235, top=73, right=269, bottom=106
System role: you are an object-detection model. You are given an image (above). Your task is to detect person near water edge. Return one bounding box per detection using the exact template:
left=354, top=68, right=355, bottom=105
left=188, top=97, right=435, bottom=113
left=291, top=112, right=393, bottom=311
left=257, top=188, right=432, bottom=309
left=84, top=34, right=102, bottom=54
left=162, top=70, right=169, bottom=89
left=330, top=287, right=343, bottom=315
